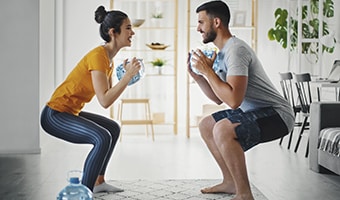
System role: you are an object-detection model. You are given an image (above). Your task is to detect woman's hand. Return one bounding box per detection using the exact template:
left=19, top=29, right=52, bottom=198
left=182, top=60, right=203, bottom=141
left=91, top=57, right=141, bottom=109
left=123, top=57, right=141, bottom=80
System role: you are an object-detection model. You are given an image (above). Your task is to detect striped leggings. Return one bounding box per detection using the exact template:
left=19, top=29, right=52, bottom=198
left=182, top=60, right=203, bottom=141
left=40, top=106, right=120, bottom=191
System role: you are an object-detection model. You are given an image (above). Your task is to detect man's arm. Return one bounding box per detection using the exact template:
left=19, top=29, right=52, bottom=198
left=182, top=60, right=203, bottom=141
left=187, top=52, right=223, bottom=104
left=194, top=75, right=223, bottom=104
left=206, top=72, right=247, bottom=109
left=190, top=50, right=248, bottom=109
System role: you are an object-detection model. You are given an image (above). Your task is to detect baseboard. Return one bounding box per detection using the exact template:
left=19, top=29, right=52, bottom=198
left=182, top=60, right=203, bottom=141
left=0, top=147, right=41, bottom=155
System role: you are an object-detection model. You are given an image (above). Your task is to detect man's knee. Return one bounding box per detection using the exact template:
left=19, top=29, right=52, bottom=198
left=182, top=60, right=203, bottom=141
left=198, top=115, right=215, bottom=140
left=212, top=119, right=237, bottom=145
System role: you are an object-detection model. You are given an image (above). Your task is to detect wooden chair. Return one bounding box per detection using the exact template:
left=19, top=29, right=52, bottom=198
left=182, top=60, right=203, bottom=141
left=294, top=73, right=312, bottom=157
left=278, top=72, right=302, bottom=149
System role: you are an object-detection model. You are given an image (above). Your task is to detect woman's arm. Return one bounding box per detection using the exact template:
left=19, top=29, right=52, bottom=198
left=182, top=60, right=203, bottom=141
left=92, top=58, right=141, bottom=108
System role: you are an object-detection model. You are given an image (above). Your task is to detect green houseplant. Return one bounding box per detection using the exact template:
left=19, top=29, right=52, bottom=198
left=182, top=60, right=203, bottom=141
left=150, top=58, right=167, bottom=74
left=267, top=0, right=335, bottom=62
left=151, top=12, right=163, bottom=19
left=151, top=58, right=166, bottom=67
left=150, top=11, right=163, bottom=27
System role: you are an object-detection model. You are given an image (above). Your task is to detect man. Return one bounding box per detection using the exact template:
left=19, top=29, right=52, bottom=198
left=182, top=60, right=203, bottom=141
left=188, top=1, right=294, bottom=199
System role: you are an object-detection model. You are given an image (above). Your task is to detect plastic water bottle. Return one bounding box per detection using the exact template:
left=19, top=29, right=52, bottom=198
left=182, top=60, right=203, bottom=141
left=57, top=171, right=93, bottom=200
left=189, top=48, right=219, bottom=75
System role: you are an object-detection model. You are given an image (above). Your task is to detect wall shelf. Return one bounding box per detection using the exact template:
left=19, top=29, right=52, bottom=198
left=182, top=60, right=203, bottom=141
left=110, top=0, right=178, bottom=135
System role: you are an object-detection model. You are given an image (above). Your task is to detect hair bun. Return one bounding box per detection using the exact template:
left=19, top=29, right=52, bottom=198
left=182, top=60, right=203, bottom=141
left=95, top=6, right=107, bottom=24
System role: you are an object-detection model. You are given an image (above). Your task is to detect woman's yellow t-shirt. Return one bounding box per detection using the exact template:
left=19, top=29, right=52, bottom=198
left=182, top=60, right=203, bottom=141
left=47, top=46, right=113, bottom=115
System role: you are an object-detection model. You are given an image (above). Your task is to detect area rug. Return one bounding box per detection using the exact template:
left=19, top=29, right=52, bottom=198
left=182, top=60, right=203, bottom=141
left=94, top=179, right=267, bottom=200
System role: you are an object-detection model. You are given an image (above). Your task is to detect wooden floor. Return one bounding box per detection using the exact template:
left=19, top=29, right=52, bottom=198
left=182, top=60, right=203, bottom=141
left=1, top=128, right=340, bottom=200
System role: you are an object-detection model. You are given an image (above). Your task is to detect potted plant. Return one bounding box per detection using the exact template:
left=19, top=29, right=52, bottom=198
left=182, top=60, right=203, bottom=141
left=267, top=0, right=335, bottom=63
left=151, top=12, right=163, bottom=19
left=151, top=11, right=163, bottom=27
left=150, top=58, right=166, bottom=74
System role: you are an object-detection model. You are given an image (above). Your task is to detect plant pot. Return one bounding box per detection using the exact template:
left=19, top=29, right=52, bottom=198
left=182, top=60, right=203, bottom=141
left=157, top=66, right=163, bottom=75
left=150, top=18, right=163, bottom=27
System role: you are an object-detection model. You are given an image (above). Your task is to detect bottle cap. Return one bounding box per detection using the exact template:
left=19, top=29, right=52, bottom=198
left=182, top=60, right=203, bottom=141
left=69, top=177, right=80, bottom=184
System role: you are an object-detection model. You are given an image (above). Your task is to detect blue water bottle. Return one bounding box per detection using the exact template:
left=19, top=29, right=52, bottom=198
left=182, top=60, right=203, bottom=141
left=57, top=170, right=93, bottom=200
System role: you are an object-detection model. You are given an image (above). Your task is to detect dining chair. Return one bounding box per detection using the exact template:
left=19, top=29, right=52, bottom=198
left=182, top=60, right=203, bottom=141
left=278, top=72, right=302, bottom=149
left=294, top=73, right=312, bottom=157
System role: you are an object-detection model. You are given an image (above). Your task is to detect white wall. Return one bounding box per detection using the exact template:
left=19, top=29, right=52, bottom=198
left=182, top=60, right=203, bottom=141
left=40, top=0, right=56, bottom=119
left=257, top=0, right=340, bottom=99
left=0, top=0, right=40, bottom=154
left=58, top=0, right=111, bottom=118
left=3, top=0, right=335, bottom=154
left=258, top=0, right=340, bottom=83
left=60, top=0, right=186, bottom=134
left=40, top=0, right=340, bottom=151
left=257, top=0, right=289, bottom=91
left=40, top=0, right=111, bottom=133
left=44, top=0, right=340, bottom=137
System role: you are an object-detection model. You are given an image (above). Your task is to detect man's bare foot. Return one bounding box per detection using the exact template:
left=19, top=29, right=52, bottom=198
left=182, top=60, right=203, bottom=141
left=201, top=182, right=236, bottom=194
left=231, top=193, right=254, bottom=200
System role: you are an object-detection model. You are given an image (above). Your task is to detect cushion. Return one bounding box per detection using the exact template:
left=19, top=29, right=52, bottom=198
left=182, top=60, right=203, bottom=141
left=318, top=127, right=340, bottom=157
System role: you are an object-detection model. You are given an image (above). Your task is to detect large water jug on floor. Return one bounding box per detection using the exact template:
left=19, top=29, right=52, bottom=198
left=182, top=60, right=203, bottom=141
left=57, top=170, right=93, bottom=200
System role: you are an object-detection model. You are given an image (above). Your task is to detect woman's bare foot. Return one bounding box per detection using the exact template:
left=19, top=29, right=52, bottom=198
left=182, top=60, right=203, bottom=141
left=201, top=182, right=236, bottom=194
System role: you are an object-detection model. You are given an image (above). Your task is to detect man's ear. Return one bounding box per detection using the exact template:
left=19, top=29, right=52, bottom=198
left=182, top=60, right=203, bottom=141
left=213, top=17, right=221, bottom=28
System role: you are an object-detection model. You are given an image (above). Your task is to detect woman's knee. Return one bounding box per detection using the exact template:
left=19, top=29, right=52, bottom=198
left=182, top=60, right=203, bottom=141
left=95, top=129, right=113, bottom=148
left=108, top=122, right=120, bottom=141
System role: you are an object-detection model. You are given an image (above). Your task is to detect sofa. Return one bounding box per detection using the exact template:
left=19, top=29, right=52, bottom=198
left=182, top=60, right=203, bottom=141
left=310, top=102, right=340, bottom=175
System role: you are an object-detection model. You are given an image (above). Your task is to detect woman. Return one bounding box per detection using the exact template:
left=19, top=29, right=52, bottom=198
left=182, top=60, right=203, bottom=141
left=40, top=6, right=141, bottom=193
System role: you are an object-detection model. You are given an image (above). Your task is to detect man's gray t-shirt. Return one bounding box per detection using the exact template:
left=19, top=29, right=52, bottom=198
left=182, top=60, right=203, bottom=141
left=215, top=36, right=294, bottom=132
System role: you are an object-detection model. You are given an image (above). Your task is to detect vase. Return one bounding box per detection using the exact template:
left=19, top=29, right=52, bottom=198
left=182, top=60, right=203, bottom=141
left=150, top=18, right=163, bottom=27
left=155, top=66, right=163, bottom=75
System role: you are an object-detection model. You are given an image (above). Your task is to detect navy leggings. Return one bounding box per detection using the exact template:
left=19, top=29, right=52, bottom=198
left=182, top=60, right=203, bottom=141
left=40, top=106, right=120, bottom=191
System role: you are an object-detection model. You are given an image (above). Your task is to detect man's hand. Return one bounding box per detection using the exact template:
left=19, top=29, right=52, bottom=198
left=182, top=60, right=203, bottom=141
left=190, top=49, right=217, bottom=76
left=187, top=52, right=204, bottom=81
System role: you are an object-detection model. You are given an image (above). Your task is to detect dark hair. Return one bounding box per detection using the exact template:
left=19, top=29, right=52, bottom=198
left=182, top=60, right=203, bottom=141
left=94, top=6, right=128, bottom=42
left=196, top=0, right=230, bottom=27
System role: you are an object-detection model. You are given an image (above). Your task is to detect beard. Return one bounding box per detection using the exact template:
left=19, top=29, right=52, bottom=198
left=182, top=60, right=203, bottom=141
left=202, top=25, right=217, bottom=44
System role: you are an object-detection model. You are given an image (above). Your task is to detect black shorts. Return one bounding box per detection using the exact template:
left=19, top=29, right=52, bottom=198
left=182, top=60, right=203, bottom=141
left=212, top=107, right=289, bottom=151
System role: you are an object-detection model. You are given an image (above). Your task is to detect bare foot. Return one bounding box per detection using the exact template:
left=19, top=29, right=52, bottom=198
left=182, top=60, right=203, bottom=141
left=201, top=182, right=236, bottom=194
left=231, top=193, right=254, bottom=200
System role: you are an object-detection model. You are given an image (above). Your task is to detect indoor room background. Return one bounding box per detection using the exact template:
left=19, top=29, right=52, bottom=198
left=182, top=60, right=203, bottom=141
left=1, top=0, right=339, bottom=154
